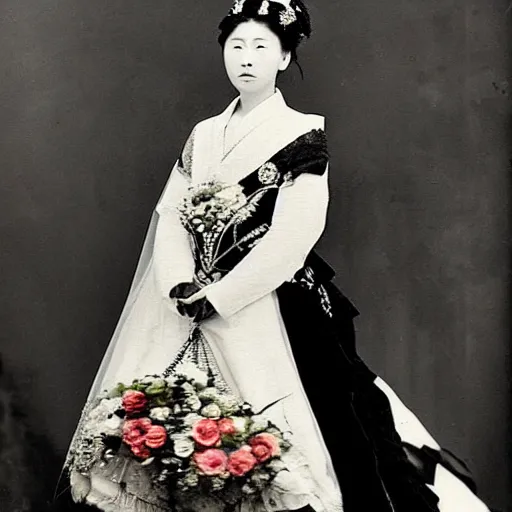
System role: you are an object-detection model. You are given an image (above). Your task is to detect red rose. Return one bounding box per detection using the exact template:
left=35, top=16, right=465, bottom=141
left=131, top=440, right=151, bottom=460
left=122, top=390, right=148, bottom=415
left=192, top=419, right=221, bottom=448
left=122, top=418, right=152, bottom=447
left=145, top=425, right=168, bottom=449
left=218, top=418, right=236, bottom=436
left=227, top=446, right=257, bottom=476
left=194, top=449, right=228, bottom=476
left=249, top=433, right=281, bottom=463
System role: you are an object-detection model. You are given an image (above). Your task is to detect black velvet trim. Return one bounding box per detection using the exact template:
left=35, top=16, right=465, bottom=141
left=239, top=129, right=328, bottom=192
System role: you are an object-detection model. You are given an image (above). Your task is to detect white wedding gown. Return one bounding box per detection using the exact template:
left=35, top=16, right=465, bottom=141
left=62, top=90, right=491, bottom=512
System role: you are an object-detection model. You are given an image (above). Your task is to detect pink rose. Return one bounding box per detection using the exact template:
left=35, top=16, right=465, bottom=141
left=122, top=418, right=152, bottom=447
left=249, top=433, right=281, bottom=463
left=218, top=418, right=236, bottom=436
left=192, top=419, right=221, bottom=448
left=122, top=390, right=148, bottom=415
left=131, top=439, right=151, bottom=459
left=145, top=425, right=168, bottom=449
left=194, top=449, right=228, bottom=476
left=227, top=446, right=257, bottom=476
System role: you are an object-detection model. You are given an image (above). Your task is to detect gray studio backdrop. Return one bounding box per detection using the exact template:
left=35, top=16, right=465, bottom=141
left=0, top=0, right=510, bottom=510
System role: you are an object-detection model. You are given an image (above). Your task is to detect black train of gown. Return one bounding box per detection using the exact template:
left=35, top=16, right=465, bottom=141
left=276, top=250, right=486, bottom=512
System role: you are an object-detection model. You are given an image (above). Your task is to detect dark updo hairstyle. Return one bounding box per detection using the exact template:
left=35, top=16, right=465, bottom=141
left=218, top=0, right=312, bottom=77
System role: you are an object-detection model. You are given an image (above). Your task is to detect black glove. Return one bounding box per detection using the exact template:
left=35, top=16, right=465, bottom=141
left=169, top=281, right=201, bottom=300
left=177, top=297, right=217, bottom=323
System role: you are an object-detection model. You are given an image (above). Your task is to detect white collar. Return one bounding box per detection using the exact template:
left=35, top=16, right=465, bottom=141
left=220, top=88, right=287, bottom=130
left=217, top=89, right=288, bottom=160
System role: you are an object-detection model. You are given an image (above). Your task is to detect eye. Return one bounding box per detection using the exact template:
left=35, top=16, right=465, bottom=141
left=257, top=45, right=266, bottom=49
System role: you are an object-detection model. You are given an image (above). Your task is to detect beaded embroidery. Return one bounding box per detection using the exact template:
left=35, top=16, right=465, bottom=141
left=291, top=267, right=333, bottom=318
left=258, top=162, right=279, bottom=185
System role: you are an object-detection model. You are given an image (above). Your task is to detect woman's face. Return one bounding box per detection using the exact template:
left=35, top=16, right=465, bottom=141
left=223, top=20, right=291, bottom=95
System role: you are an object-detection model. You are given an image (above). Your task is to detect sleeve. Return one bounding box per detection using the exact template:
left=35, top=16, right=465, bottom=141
left=152, top=131, right=196, bottom=305
left=204, top=165, right=330, bottom=319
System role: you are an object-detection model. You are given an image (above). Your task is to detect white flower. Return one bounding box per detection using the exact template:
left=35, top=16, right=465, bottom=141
left=251, top=471, right=270, bottom=487
left=89, top=398, right=122, bottom=422
left=148, top=377, right=167, bottom=388
left=231, top=417, right=248, bottom=433
left=165, top=376, right=177, bottom=387
left=201, top=403, right=222, bottom=419
left=172, top=435, right=195, bottom=458
left=185, top=395, right=202, bottom=412
left=282, top=431, right=293, bottom=443
left=217, top=395, right=242, bottom=416
left=102, top=415, right=122, bottom=436
left=150, top=407, right=171, bottom=422
left=175, top=362, right=209, bottom=389
left=183, top=471, right=199, bottom=487
left=198, top=387, right=221, bottom=402
left=249, top=416, right=270, bottom=434
left=210, top=477, right=226, bottom=491
left=183, top=412, right=203, bottom=427
left=215, top=184, right=245, bottom=204
left=181, top=382, right=197, bottom=396
left=267, top=459, right=287, bottom=473
left=79, top=398, right=123, bottom=445
left=242, top=483, right=257, bottom=495
left=192, top=373, right=209, bottom=390
left=194, top=203, right=207, bottom=216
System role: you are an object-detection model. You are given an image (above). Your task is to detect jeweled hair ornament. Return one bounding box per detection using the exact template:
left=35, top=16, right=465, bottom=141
left=230, top=0, right=298, bottom=26
left=258, top=0, right=270, bottom=15
left=231, top=0, right=245, bottom=14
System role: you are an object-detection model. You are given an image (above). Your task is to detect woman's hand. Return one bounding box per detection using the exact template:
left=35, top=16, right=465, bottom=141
left=171, top=281, right=217, bottom=322
left=177, top=296, right=217, bottom=322
left=169, top=281, right=201, bottom=300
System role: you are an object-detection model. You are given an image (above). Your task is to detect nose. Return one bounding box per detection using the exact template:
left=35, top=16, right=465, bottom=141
left=241, top=49, right=254, bottom=67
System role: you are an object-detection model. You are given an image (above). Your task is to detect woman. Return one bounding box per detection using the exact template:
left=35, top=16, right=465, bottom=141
left=57, top=1, right=493, bottom=511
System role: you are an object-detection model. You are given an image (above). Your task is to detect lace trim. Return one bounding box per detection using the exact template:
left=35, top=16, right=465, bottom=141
left=69, top=453, right=343, bottom=512
left=65, top=398, right=103, bottom=473
left=176, top=128, right=195, bottom=180
left=70, top=464, right=170, bottom=512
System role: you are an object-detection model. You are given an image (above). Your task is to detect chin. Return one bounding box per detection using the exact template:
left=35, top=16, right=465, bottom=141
left=235, top=80, right=269, bottom=94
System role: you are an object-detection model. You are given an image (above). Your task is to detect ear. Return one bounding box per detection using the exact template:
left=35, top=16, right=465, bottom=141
left=278, top=51, right=292, bottom=72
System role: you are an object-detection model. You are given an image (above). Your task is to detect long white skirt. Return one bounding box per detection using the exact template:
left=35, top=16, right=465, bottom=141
left=66, top=256, right=490, bottom=512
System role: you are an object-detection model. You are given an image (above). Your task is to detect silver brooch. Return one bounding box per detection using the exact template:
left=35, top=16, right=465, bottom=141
left=258, top=0, right=270, bottom=15
left=258, top=162, right=279, bottom=185
left=231, top=0, right=245, bottom=15
left=279, top=6, right=297, bottom=26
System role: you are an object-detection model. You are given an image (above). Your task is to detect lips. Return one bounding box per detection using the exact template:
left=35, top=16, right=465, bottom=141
left=239, top=73, right=256, bottom=78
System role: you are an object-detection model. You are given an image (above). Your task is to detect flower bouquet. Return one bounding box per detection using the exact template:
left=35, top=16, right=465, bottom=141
left=176, top=180, right=263, bottom=287
left=72, top=361, right=292, bottom=510
left=177, top=180, right=252, bottom=234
